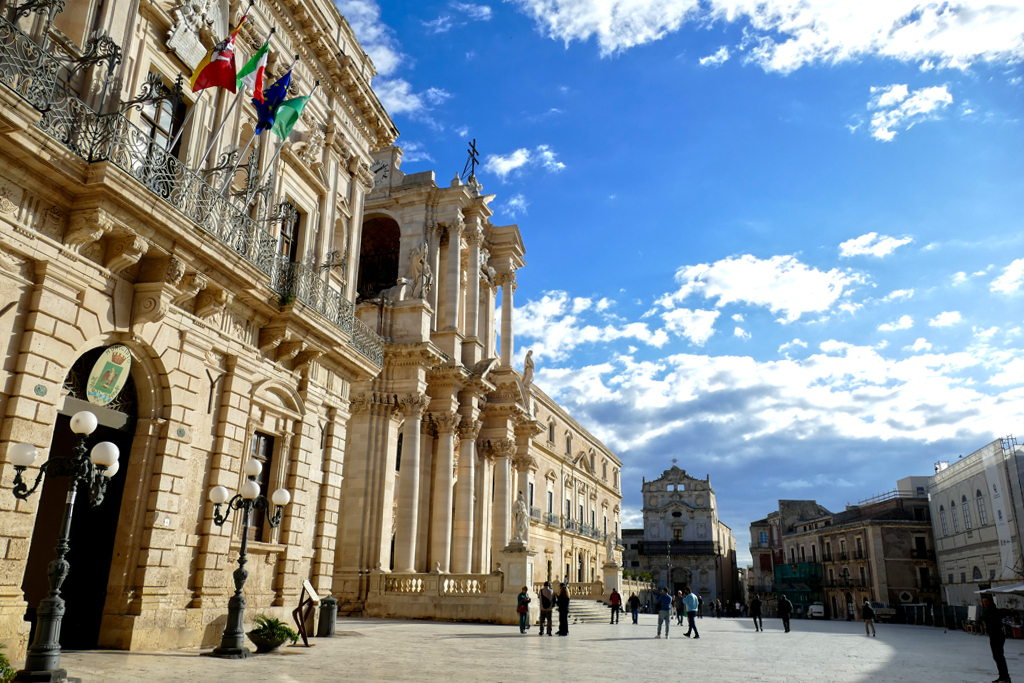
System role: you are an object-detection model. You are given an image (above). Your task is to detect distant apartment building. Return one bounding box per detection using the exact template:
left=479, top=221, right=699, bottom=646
left=929, top=438, right=1024, bottom=606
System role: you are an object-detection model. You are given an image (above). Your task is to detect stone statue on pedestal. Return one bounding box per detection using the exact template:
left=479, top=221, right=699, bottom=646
left=511, top=492, right=529, bottom=544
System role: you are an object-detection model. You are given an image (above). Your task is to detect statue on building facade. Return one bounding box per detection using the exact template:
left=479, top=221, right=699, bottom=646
left=523, top=349, right=534, bottom=390
left=511, top=492, right=530, bottom=544
left=409, top=241, right=433, bottom=299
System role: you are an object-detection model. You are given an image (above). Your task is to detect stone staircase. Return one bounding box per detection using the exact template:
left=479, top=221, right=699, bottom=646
left=553, top=599, right=615, bottom=624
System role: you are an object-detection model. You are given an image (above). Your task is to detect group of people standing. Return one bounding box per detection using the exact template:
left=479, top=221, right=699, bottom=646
left=524, top=582, right=572, bottom=636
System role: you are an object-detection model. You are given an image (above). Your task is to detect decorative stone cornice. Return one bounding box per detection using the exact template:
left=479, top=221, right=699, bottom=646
left=350, top=391, right=401, bottom=418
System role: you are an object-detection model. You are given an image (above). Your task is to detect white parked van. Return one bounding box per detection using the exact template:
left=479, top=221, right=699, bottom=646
left=808, top=602, right=825, bottom=619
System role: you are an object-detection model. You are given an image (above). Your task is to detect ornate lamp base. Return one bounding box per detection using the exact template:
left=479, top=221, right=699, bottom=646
left=204, top=646, right=251, bottom=659
left=14, top=669, right=81, bottom=683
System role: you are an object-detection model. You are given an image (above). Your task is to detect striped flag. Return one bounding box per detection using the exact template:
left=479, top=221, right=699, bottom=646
left=238, top=37, right=270, bottom=102
left=190, top=13, right=248, bottom=93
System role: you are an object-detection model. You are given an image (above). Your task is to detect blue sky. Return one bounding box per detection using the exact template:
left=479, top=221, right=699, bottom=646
left=336, top=0, right=1024, bottom=564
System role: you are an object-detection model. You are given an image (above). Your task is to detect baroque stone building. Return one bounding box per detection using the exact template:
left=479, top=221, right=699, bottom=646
left=620, top=466, right=737, bottom=603
left=0, top=0, right=621, bottom=661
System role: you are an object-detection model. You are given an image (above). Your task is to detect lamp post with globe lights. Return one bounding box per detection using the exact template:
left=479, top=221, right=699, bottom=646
left=207, top=458, right=290, bottom=658
left=5, top=410, right=120, bottom=682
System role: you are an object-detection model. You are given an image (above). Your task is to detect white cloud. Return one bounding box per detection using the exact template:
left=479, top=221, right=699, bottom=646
left=335, top=0, right=403, bottom=76
left=839, top=232, right=913, bottom=257
left=661, top=308, right=720, bottom=346
left=991, top=258, right=1024, bottom=292
left=953, top=271, right=968, bottom=285
left=455, top=125, right=470, bottom=137
left=503, top=192, right=529, bottom=218
left=450, top=2, right=492, bottom=21
left=929, top=311, right=963, bottom=327
left=504, top=1, right=1024, bottom=70
left=732, top=314, right=745, bottom=322
left=882, top=289, right=914, bottom=302
left=778, top=338, right=808, bottom=353
left=700, top=46, right=730, bottom=67
left=483, top=145, right=566, bottom=180
left=399, top=141, right=433, bottom=164
left=878, top=315, right=913, bottom=332
left=372, top=80, right=451, bottom=119
left=660, top=254, right=864, bottom=323
left=868, top=84, right=953, bottom=141
left=596, top=298, right=613, bottom=312
left=423, top=3, right=492, bottom=33
left=734, top=326, right=751, bottom=339
left=422, top=15, right=455, bottom=33
left=906, top=338, right=932, bottom=352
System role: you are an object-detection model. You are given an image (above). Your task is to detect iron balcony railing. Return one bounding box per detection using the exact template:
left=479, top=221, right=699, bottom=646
left=0, top=15, right=384, bottom=369
left=564, top=519, right=578, bottom=532
left=544, top=512, right=560, bottom=527
left=529, top=506, right=542, bottom=521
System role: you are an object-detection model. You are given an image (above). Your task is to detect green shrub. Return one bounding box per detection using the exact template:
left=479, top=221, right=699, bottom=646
left=251, top=614, right=298, bottom=644
left=0, top=643, right=16, bottom=683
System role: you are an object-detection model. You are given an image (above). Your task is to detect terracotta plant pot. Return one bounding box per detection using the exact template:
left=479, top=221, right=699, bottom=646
left=247, top=630, right=288, bottom=654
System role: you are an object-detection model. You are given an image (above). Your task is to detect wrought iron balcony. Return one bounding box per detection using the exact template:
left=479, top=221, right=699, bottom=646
left=544, top=512, right=560, bottom=527
left=0, top=15, right=384, bottom=370
left=529, top=506, right=542, bottom=521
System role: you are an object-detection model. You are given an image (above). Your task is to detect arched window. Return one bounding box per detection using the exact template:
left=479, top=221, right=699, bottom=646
left=950, top=501, right=960, bottom=533
left=962, top=495, right=972, bottom=529
left=548, top=421, right=555, bottom=443
left=357, top=216, right=401, bottom=299
left=939, top=506, right=948, bottom=536
left=973, top=566, right=983, bottom=581
left=565, top=434, right=572, bottom=455
left=977, top=490, right=988, bottom=526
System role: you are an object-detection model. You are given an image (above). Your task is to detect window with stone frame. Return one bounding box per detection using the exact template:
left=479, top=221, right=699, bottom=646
left=248, top=432, right=275, bottom=541
left=951, top=501, right=960, bottom=533
left=939, top=506, right=948, bottom=535
left=962, top=495, right=972, bottom=529
left=565, top=434, right=572, bottom=455
left=547, top=489, right=554, bottom=515
left=973, top=566, right=983, bottom=581
left=277, top=199, right=302, bottom=263
left=977, top=490, right=988, bottom=526
left=548, top=421, right=555, bottom=443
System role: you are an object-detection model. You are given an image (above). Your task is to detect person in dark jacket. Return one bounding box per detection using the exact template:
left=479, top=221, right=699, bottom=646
left=556, top=584, right=571, bottom=636
left=750, top=595, right=763, bottom=632
left=517, top=586, right=531, bottom=633
left=627, top=592, right=640, bottom=624
left=983, top=596, right=1012, bottom=682
left=609, top=589, right=622, bottom=624
left=862, top=599, right=876, bottom=637
left=777, top=594, right=793, bottom=633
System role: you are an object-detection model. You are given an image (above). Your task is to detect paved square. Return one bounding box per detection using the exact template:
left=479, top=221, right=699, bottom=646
left=55, top=615, right=1022, bottom=683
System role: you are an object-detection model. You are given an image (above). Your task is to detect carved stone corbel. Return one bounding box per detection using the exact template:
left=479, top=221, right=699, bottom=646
left=259, top=327, right=289, bottom=355
left=194, top=287, right=230, bottom=319
left=277, top=339, right=305, bottom=363
left=292, top=348, right=324, bottom=375
left=105, top=232, right=149, bottom=273
left=132, top=281, right=180, bottom=326
left=172, top=271, right=209, bottom=306
left=64, top=208, right=115, bottom=252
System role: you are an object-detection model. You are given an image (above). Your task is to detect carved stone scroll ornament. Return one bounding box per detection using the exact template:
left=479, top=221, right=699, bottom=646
left=64, top=208, right=116, bottom=252
left=132, top=281, right=178, bottom=327
left=105, top=232, right=150, bottom=274
left=166, top=0, right=217, bottom=71
left=172, top=271, right=209, bottom=306
left=194, top=287, right=230, bottom=320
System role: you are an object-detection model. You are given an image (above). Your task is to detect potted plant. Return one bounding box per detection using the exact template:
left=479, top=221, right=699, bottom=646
left=247, top=613, right=299, bottom=654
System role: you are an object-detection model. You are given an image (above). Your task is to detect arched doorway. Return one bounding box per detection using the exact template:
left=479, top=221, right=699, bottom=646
left=21, top=346, right=140, bottom=650
left=357, top=216, right=401, bottom=300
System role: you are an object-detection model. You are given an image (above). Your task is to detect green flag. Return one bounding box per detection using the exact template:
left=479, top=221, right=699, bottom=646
left=271, top=96, right=309, bottom=140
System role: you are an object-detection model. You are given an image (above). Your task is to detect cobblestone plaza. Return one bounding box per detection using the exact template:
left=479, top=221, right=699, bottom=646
left=51, top=615, right=1020, bottom=683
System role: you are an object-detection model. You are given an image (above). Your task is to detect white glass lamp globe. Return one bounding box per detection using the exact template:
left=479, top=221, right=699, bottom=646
left=243, top=459, right=263, bottom=477
left=90, top=442, right=119, bottom=467
left=240, top=480, right=260, bottom=500
left=70, top=411, right=99, bottom=435
left=9, top=443, right=38, bottom=467
left=208, top=485, right=231, bottom=505
left=271, top=488, right=291, bottom=506
left=102, top=459, right=119, bottom=478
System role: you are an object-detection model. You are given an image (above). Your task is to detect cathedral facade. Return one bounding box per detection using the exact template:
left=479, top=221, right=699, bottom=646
left=0, top=0, right=620, bottom=661
left=620, top=466, right=738, bottom=603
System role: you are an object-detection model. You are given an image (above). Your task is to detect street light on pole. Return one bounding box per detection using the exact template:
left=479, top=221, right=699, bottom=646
left=206, top=458, right=290, bottom=658
left=6, top=410, right=119, bottom=682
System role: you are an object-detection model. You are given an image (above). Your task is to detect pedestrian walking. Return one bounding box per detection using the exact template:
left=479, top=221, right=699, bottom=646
left=674, top=591, right=686, bottom=625
left=750, top=595, right=763, bottom=632
left=556, top=584, right=571, bottom=636
left=517, top=586, right=531, bottom=633
left=778, top=594, right=793, bottom=633
left=982, top=596, right=1013, bottom=682
left=609, top=589, right=622, bottom=624
left=697, top=594, right=704, bottom=618
left=539, top=581, right=555, bottom=636
left=655, top=587, right=673, bottom=638
left=627, top=592, right=640, bottom=624
left=862, top=599, right=876, bottom=637
left=682, top=587, right=700, bottom=639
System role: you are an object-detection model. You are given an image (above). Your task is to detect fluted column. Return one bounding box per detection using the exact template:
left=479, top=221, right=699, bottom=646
left=451, top=417, right=482, bottom=573
left=394, top=394, right=430, bottom=573
left=473, top=445, right=495, bottom=572
left=490, top=438, right=516, bottom=557
left=444, top=222, right=463, bottom=330
left=463, top=225, right=482, bottom=365
left=498, top=271, right=516, bottom=366
left=430, top=412, right=458, bottom=572
left=416, top=418, right=435, bottom=572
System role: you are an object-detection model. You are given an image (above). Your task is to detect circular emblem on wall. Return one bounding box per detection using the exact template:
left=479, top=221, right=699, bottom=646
left=177, top=427, right=187, bottom=438
left=33, top=384, right=47, bottom=397
left=696, top=495, right=705, bottom=506
left=86, top=344, right=132, bottom=406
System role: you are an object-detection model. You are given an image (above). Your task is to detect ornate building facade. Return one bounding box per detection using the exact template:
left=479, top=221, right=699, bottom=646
left=620, top=466, right=737, bottom=603
left=0, top=0, right=621, bottom=661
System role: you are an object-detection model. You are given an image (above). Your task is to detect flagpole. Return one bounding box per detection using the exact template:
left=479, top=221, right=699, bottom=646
left=199, top=26, right=278, bottom=171
left=216, top=132, right=259, bottom=197
left=243, top=81, right=320, bottom=210
left=166, top=88, right=205, bottom=154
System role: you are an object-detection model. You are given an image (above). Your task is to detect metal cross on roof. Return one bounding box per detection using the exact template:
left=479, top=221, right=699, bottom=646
left=461, top=139, right=479, bottom=182
left=672, top=458, right=677, bottom=465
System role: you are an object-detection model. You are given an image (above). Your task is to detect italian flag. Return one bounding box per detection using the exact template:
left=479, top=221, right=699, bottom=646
left=238, top=38, right=270, bottom=102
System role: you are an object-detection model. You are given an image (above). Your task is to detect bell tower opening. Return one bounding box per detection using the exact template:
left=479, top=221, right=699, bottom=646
left=357, top=216, right=401, bottom=299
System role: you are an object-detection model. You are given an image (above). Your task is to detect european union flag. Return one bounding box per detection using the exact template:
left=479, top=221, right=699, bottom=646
left=254, top=69, right=293, bottom=134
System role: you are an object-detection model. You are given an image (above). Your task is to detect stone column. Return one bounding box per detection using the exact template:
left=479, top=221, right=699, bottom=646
left=451, top=417, right=482, bottom=573
left=416, top=419, right=436, bottom=572
left=462, top=226, right=482, bottom=365
left=310, top=406, right=349, bottom=593
left=393, top=394, right=429, bottom=573
left=345, top=159, right=370, bottom=300
left=444, top=222, right=463, bottom=331
left=473, top=444, right=494, bottom=573
left=490, top=439, right=516, bottom=556
left=498, top=271, right=516, bottom=367
left=429, top=412, right=458, bottom=573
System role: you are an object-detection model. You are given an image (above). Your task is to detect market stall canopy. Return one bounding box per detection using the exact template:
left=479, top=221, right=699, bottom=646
left=975, top=584, right=1024, bottom=596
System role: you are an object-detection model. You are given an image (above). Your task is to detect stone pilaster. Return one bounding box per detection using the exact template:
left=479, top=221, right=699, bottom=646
left=415, top=417, right=435, bottom=572
left=490, top=438, right=516, bottom=559
left=462, top=224, right=482, bottom=366
left=310, top=406, right=349, bottom=594
left=443, top=221, right=463, bottom=331
left=429, top=411, right=458, bottom=573
left=473, top=443, right=495, bottom=573
left=497, top=271, right=516, bottom=367
left=451, top=416, right=482, bottom=573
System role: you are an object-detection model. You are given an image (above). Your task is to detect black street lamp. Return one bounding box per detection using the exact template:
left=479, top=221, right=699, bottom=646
left=206, top=458, right=290, bottom=659
left=6, top=410, right=120, bottom=683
